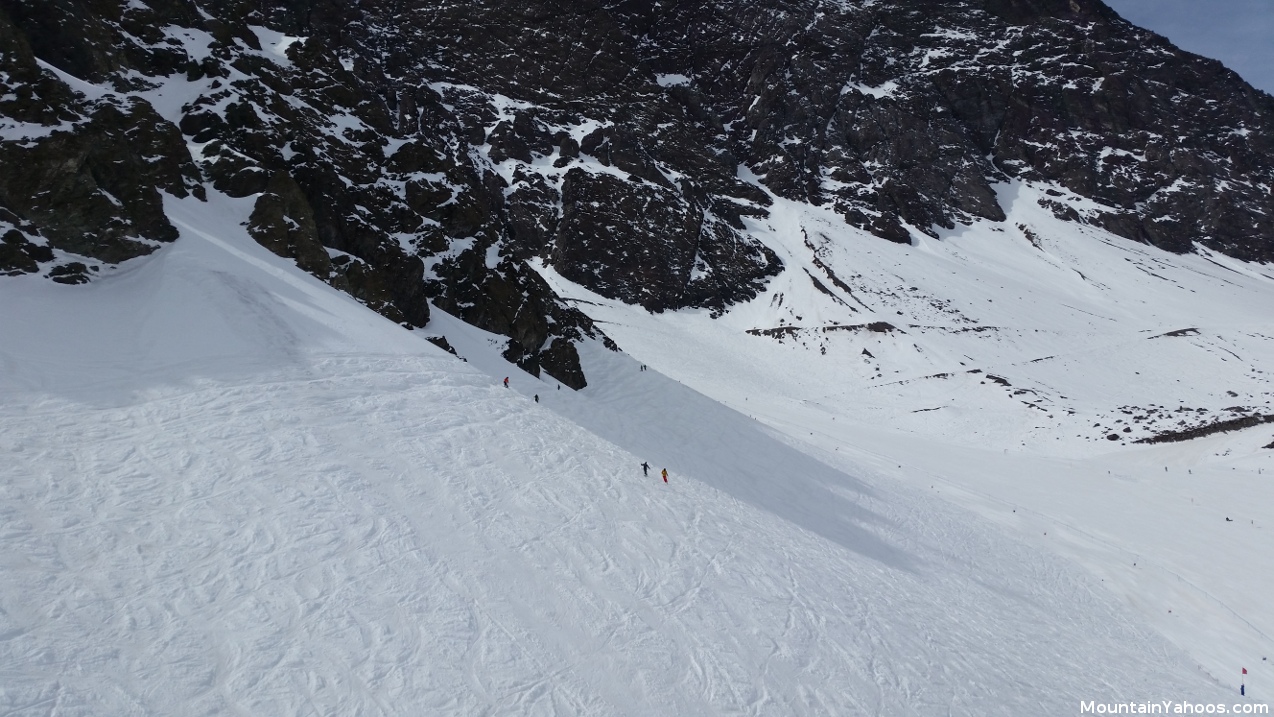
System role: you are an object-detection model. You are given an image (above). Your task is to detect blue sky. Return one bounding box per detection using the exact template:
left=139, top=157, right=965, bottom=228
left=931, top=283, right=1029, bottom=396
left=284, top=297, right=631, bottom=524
left=1102, top=0, right=1274, bottom=93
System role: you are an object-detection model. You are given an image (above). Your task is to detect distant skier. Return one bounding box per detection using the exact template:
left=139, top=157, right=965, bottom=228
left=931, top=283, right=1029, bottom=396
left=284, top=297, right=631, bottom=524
left=503, top=377, right=509, bottom=388
left=661, top=468, right=668, bottom=483
left=534, top=394, right=539, bottom=403
left=641, top=461, right=649, bottom=476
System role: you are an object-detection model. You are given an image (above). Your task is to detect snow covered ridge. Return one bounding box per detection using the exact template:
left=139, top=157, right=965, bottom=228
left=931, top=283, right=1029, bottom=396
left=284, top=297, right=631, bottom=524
left=0, top=191, right=1247, bottom=716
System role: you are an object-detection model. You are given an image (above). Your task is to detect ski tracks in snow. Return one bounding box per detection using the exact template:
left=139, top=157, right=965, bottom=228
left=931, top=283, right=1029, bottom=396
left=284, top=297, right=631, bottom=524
left=0, top=354, right=1233, bottom=715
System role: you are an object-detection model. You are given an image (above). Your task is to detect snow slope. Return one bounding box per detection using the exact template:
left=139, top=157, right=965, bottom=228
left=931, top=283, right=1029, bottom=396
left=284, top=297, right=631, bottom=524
left=0, top=192, right=1241, bottom=714
left=530, top=177, right=1274, bottom=698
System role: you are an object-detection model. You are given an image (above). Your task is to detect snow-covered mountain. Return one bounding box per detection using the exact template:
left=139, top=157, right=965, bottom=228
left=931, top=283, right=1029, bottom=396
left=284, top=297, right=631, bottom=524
left=3, top=0, right=1274, bottom=714
left=0, top=189, right=1257, bottom=716
left=3, top=0, right=1273, bottom=387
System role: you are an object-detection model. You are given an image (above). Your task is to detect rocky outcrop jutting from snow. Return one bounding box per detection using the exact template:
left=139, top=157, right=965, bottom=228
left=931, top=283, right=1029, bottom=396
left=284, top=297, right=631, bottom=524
left=1, top=0, right=1272, bottom=385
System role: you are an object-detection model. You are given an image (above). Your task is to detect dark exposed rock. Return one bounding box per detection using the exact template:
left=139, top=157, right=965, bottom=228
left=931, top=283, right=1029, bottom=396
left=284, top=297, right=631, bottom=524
left=1151, top=328, right=1201, bottom=339
left=0, top=5, right=81, bottom=125
left=423, top=183, right=607, bottom=386
left=1136, top=414, right=1274, bottom=445
left=540, top=337, right=588, bottom=390
left=0, top=229, right=54, bottom=275
left=681, top=214, right=782, bottom=313
left=558, top=135, right=580, bottom=160
left=0, top=5, right=199, bottom=265
left=605, top=0, right=1274, bottom=259
left=47, top=261, right=94, bottom=284
left=554, top=169, right=701, bottom=311
left=505, top=173, right=559, bottom=260
left=551, top=169, right=780, bottom=314
left=488, top=112, right=554, bottom=164
left=1, top=0, right=125, bottom=84
left=0, top=98, right=196, bottom=262
left=247, top=171, right=333, bottom=278
left=386, top=141, right=448, bottom=175
left=821, top=322, right=900, bottom=334
left=424, top=335, right=458, bottom=356
left=747, top=326, right=802, bottom=339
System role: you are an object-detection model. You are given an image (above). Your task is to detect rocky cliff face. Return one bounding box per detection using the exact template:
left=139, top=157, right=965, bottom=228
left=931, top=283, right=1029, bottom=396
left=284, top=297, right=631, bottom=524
left=2, top=0, right=1272, bottom=383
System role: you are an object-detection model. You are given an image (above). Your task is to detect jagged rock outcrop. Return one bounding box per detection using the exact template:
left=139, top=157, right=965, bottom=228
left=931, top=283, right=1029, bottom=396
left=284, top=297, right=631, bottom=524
left=246, top=171, right=331, bottom=273
left=0, top=4, right=202, bottom=274
left=0, top=228, right=54, bottom=276
left=2, top=0, right=1273, bottom=385
left=607, top=0, right=1274, bottom=258
left=361, top=1, right=788, bottom=314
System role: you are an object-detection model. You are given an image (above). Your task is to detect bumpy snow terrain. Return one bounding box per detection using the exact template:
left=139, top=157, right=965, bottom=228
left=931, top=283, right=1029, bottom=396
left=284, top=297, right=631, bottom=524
left=0, top=192, right=1252, bottom=715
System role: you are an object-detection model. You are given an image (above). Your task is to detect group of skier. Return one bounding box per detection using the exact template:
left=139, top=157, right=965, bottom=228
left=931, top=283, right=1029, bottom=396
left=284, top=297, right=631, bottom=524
left=640, top=461, right=668, bottom=483
left=504, top=376, right=669, bottom=484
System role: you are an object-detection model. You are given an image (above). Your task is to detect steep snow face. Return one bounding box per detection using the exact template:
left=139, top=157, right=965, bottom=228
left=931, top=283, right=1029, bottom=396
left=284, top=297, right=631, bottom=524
left=0, top=193, right=425, bottom=400
left=0, top=194, right=1237, bottom=714
left=530, top=177, right=1274, bottom=692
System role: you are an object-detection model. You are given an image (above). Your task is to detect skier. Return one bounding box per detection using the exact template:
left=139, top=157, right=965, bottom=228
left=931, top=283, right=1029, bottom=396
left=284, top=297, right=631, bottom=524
left=641, top=461, right=649, bottom=476
left=534, top=394, right=539, bottom=403
left=503, top=377, right=509, bottom=388
left=661, top=468, right=668, bottom=483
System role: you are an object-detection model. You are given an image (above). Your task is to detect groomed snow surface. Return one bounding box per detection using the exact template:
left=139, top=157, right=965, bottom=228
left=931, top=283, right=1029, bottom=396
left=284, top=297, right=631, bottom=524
left=0, top=190, right=1263, bottom=715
